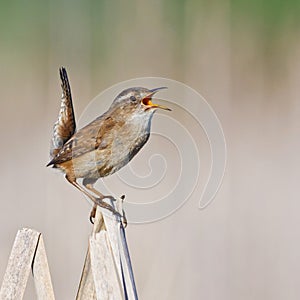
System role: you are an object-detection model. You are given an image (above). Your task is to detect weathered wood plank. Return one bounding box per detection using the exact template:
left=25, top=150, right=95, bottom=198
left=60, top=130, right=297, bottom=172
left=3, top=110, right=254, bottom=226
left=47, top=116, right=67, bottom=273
left=102, top=210, right=123, bottom=281
left=77, top=201, right=138, bottom=300
left=0, top=228, right=40, bottom=300
left=76, top=245, right=96, bottom=300
left=32, top=235, right=55, bottom=300
left=90, top=230, right=123, bottom=300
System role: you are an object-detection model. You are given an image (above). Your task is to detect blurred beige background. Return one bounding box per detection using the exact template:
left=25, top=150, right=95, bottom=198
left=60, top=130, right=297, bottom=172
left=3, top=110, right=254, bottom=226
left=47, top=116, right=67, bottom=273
left=1, top=0, right=300, bottom=299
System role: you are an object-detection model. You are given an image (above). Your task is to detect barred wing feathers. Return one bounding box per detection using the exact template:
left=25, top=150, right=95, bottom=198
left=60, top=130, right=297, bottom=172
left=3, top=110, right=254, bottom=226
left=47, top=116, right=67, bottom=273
left=49, top=67, right=76, bottom=159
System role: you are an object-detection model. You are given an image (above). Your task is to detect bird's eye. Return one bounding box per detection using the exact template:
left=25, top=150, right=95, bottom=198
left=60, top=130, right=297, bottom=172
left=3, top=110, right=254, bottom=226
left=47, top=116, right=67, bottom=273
left=130, top=95, right=137, bottom=102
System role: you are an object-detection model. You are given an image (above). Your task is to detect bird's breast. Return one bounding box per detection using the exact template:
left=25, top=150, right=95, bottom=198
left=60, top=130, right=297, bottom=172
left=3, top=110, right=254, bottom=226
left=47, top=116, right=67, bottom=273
left=100, top=114, right=152, bottom=175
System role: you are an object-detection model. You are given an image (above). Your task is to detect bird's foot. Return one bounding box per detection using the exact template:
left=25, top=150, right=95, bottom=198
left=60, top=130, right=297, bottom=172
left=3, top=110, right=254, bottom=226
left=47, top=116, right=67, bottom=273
left=102, top=195, right=117, bottom=202
left=93, top=197, right=127, bottom=227
left=89, top=205, right=97, bottom=224
left=121, top=209, right=127, bottom=228
left=119, top=195, right=127, bottom=227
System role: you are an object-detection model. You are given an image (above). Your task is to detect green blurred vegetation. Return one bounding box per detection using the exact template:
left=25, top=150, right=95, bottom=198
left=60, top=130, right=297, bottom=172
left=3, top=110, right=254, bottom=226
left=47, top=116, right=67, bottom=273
left=1, top=0, right=299, bottom=46
left=0, top=0, right=299, bottom=75
left=162, top=0, right=300, bottom=38
left=231, top=0, right=300, bottom=35
left=0, top=1, right=48, bottom=49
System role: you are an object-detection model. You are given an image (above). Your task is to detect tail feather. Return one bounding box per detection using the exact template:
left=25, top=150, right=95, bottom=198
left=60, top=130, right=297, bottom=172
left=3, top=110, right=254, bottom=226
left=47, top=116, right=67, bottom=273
left=49, top=67, right=76, bottom=161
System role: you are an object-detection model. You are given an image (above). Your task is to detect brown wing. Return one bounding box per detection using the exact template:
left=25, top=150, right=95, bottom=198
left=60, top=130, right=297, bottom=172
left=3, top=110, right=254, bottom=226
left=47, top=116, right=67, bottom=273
left=47, top=115, right=118, bottom=166
left=49, top=67, right=76, bottom=159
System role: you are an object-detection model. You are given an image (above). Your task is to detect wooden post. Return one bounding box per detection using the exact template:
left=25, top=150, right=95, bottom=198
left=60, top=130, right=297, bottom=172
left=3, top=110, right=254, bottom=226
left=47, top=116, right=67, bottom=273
left=0, top=202, right=137, bottom=299
left=77, top=201, right=138, bottom=300
left=32, top=235, right=56, bottom=300
left=0, top=228, right=55, bottom=300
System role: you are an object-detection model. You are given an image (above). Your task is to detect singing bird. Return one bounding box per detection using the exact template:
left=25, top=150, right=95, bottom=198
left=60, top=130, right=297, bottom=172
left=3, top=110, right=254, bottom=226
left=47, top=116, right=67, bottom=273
left=47, top=67, right=171, bottom=222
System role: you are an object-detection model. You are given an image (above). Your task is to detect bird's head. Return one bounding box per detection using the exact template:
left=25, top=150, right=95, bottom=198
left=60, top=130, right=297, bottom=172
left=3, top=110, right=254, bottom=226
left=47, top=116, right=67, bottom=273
left=110, top=87, right=171, bottom=114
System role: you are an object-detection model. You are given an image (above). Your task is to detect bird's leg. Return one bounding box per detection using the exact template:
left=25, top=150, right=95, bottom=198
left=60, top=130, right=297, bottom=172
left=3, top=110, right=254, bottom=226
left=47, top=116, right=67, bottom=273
left=82, top=178, right=128, bottom=226
left=82, top=178, right=116, bottom=223
left=82, top=178, right=116, bottom=202
left=65, top=176, right=123, bottom=222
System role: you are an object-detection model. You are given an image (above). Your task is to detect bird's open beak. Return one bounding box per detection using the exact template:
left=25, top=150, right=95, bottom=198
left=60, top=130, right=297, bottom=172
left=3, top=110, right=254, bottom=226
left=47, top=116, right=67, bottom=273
left=142, top=87, right=171, bottom=111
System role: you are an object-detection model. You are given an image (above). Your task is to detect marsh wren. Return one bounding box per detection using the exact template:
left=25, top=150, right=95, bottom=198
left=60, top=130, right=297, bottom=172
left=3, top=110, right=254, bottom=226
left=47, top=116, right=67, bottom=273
left=47, top=67, right=171, bottom=222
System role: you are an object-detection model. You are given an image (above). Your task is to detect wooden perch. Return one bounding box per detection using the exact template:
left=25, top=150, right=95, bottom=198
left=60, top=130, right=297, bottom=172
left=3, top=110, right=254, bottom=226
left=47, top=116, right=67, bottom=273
left=0, top=201, right=137, bottom=299
left=0, top=228, right=55, bottom=300
left=77, top=201, right=138, bottom=300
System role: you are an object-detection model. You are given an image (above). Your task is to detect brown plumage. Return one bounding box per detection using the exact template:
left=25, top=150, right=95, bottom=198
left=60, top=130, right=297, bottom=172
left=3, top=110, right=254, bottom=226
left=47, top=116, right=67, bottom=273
left=47, top=67, right=171, bottom=222
left=50, top=67, right=76, bottom=158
